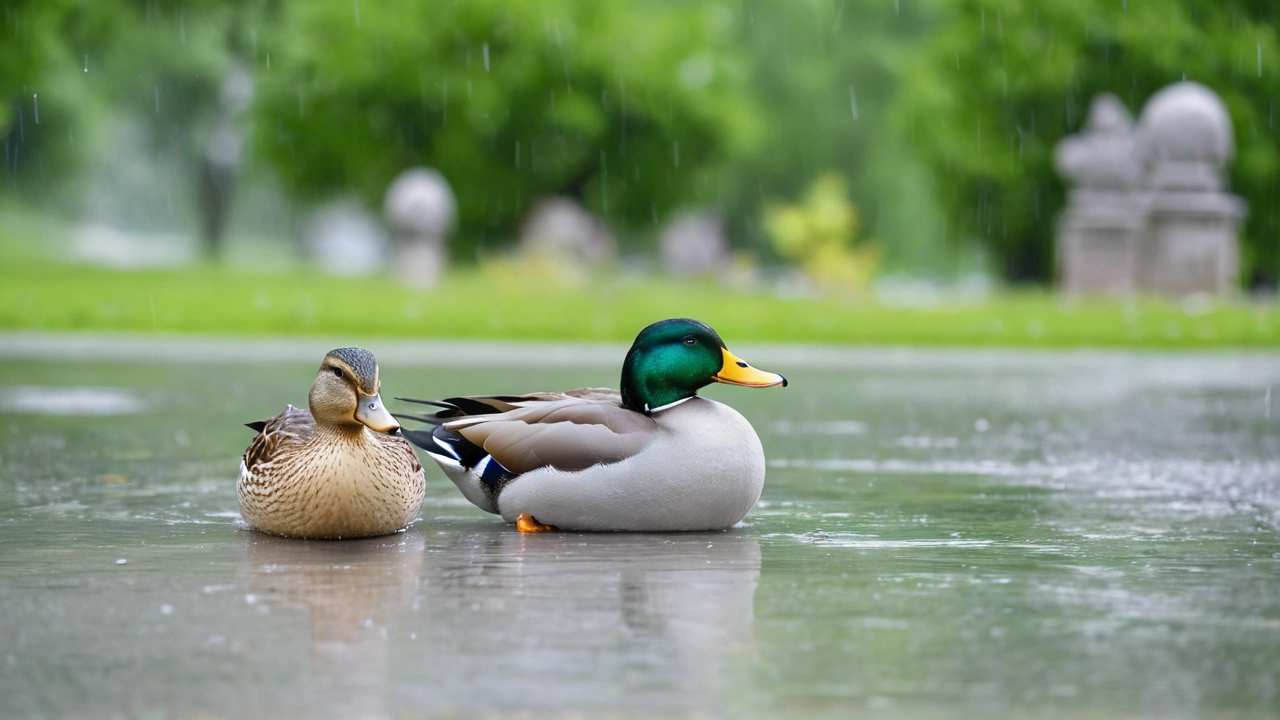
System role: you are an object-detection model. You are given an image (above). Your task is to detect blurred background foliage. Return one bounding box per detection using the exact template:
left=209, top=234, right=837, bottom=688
left=763, top=172, right=879, bottom=291
left=2, top=0, right=1277, bottom=285
left=896, top=0, right=1280, bottom=284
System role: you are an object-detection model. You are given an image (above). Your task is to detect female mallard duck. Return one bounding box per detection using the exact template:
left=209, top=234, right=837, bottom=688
left=238, top=347, right=426, bottom=539
left=398, top=318, right=786, bottom=532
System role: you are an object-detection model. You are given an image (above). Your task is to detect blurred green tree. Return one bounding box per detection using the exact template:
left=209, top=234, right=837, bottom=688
left=3, top=0, right=276, bottom=257
left=896, top=0, right=1280, bottom=285
left=725, top=0, right=948, bottom=272
left=253, top=0, right=761, bottom=259
left=763, top=171, right=880, bottom=290
left=1, top=0, right=120, bottom=203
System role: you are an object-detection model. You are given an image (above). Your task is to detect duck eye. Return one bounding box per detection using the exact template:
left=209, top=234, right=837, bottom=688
left=331, top=367, right=344, bottom=378
left=683, top=336, right=696, bottom=346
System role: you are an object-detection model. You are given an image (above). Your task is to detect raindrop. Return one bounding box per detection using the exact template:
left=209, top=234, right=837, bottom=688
left=115, top=558, right=127, bottom=565
left=849, top=85, right=859, bottom=120
left=483, top=42, right=490, bottom=73
left=515, top=141, right=520, bottom=169
left=32, top=95, right=38, bottom=125
left=160, top=604, right=174, bottom=615
left=1258, top=44, right=1263, bottom=78
left=1266, top=385, right=1272, bottom=419
left=974, top=418, right=990, bottom=432
left=673, top=141, right=680, bottom=167
left=651, top=202, right=658, bottom=224
left=354, top=0, right=361, bottom=27
left=894, top=0, right=900, bottom=16
left=83, top=54, right=88, bottom=73
left=179, top=12, right=186, bottom=46
left=154, top=86, right=160, bottom=114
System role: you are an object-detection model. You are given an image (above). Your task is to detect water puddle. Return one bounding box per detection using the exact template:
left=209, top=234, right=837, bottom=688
left=0, top=385, right=145, bottom=416
left=0, top=352, right=1276, bottom=718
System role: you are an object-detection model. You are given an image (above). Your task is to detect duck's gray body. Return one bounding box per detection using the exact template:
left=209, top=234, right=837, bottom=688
left=406, top=391, right=766, bottom=532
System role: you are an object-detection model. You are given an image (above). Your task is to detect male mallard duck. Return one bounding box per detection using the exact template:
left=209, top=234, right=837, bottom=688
left=238, top=347, right=425, bottom=539
left=398, top=318, right=786, bottom=532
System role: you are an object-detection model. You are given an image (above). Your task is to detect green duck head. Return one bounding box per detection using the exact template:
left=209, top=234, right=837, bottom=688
left=619, top=318, right=787, bottom=414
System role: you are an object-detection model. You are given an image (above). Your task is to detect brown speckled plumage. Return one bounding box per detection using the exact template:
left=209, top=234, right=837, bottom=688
left=236, top=347, right=425, bottom=540
left=238, top=405, right=425, bottom=539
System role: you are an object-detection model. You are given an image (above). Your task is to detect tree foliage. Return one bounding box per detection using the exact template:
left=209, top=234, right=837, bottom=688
left=253, top=0, right=760, bottom=257
left=896, top=0, right=1280, bottom=284
left=727, top=0, right=942, bottom=268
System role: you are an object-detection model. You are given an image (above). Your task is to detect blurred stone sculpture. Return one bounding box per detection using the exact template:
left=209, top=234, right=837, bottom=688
left=1054, top=94, right=1145, bottom=295
left=383, top=168, right=456, bottom=287
left=518, top=197, right=615, bottom=267
left=660, top=210, right=731, bottom=277
left=303, top=199, right=388, bottom=276
left=1055, top=83, right=1245, bottom=296
left=197, top=22, right=255, bottom=258
left=1135, top=82, right=1245, bottom=295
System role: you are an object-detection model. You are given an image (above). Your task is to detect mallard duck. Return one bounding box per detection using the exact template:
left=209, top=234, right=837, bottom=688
left=237, top=347, right=426, bottom=539
left=397, top=318, right=786, bottom=532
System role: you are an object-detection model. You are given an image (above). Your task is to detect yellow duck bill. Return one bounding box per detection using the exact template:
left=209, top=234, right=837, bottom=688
left=711, top=348, right=788, bottom=388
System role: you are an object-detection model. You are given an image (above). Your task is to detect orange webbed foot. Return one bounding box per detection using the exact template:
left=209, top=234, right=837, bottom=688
left=515, top=514, right=557, bottom=533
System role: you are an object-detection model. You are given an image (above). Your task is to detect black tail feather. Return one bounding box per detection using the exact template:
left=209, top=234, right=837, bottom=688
left=395, top=397, right=455, bottom=409
left=399, top=427, right=440, bottom=452
left=392, top=412, right=446, bottom=426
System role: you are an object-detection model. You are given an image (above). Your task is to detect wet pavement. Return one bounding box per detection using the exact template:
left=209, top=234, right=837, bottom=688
left=0, top=341, right=1277, bottom=719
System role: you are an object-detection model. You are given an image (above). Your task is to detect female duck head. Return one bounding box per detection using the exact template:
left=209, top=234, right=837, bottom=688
left=619, top=318, right=787, bottom=414
left=308, top=347, right=400, bottom=433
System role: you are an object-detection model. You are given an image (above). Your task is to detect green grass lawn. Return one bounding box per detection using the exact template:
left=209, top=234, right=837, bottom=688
left=1, top=256, right=1276, bottom=347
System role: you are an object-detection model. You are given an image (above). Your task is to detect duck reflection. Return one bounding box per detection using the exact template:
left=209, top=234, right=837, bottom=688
left=410, top=531, right=762, bottom=714
left=239, top=531, right=424, bottom=720
left=237, top=528, right=762, bottom=716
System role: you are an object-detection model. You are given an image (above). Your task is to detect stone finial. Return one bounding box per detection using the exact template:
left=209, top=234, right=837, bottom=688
left=518, top=197, right=615, bottom=266
left=304, top=199, right=388, bottom=276
left=1054, top=83, right=1245, bottom=297
left=1053, top=93, right=1141, bottom=191
left=1137, top=81, right=1235, bottom=191
left=660, top=210, right=730, bottom=277
left=383, top=168, right=456, bottom=287
left=384, top=168, right=457, bottom=238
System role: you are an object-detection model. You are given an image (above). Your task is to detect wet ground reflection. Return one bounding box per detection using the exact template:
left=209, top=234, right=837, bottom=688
left=0, top=349, right=1277, bottom=718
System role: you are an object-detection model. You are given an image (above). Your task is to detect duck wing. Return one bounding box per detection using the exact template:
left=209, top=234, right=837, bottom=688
left=242, top=404, right=315, bottom=473
left=396, top=388, right=622, bottom=422
left=399, top=390, right=651, bottom=475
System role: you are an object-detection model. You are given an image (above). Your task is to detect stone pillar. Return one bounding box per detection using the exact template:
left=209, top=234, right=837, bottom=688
left=1134, top=82, right=1246, bottom=296
left=1053, top=94, right=1145, bottom=295
left=518, top=197, right=615, bottom=266
left=660, top=210, right=731, bottom=277
left=383, top=168, right=456, bottom=287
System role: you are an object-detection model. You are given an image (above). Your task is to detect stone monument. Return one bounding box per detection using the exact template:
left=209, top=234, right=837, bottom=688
left=303, top=199, right=387, bottom=277
left=1054, top=82, right=1245, bottom=296
left=1135, top=83, right=1245, bottom=295
left=383, top=168, right=457, bottom=287
left=518, top=197, right=615, bottom=267
left=1053, top=94, right=1145, bottom=295
left=660, top=210, right=732, bottom=277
